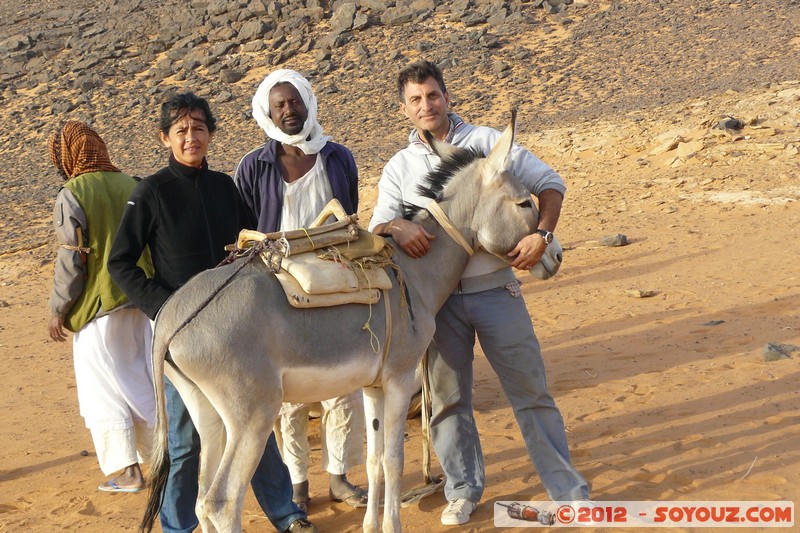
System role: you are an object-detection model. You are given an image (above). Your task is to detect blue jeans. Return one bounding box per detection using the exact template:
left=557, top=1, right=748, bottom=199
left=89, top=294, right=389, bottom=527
left=428, top=283, right=589, bottom=503
left=161, top=378, right=304, bottom=533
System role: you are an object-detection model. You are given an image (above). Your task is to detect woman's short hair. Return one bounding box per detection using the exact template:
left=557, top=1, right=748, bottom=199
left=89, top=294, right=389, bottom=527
left=159, top=92, right=217, bottom=134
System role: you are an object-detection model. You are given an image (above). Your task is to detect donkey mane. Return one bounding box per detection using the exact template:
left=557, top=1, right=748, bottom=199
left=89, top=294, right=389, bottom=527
left=402, top=147, right=482, bottom=220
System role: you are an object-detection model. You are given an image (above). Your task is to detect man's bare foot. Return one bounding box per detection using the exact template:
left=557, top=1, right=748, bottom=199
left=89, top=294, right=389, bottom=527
left=292, top=480, right=310, bottom=513
left=97, top=463, right=144, bottom=493
left=329, top=473, right=367, bottom=508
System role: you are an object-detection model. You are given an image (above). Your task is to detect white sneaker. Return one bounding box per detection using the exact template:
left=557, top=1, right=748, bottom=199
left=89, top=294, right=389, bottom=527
left=441, top=498, right=477, bottom=525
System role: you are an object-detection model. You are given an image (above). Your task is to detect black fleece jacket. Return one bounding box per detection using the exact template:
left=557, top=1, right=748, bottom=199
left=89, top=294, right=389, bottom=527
left=108, top=156, right=249, bottom=319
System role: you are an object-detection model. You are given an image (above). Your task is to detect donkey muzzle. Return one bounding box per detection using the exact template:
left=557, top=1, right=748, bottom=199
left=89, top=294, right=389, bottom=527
left=529, top=235, right=563, bottom=281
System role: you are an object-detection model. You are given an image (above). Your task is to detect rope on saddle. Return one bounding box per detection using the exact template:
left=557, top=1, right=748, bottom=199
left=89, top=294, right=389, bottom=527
left=364, top=289, right=392, bottom=388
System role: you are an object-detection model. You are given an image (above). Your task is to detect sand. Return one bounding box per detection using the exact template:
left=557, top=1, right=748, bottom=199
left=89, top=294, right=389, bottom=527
left=1, top=2, right=799, bottom=531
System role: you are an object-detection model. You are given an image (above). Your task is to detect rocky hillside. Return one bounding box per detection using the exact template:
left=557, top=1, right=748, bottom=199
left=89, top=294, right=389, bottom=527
left=1, top=0, right=799, bottom=258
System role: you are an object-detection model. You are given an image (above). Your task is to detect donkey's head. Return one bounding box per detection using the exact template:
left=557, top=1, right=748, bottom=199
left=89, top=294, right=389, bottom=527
left=420, top=110, right=538, bottom=260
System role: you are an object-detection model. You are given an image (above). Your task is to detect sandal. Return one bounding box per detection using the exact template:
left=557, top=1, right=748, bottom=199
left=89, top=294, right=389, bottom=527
left=329, top=485, right=368, bottom=508
left=97, top=480, right=143, bottom=493
left=292, top=497, right=310, bottom=514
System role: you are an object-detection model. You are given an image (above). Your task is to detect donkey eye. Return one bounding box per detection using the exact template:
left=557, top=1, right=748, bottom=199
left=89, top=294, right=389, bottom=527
left=517, top=199, right=532, bottom=208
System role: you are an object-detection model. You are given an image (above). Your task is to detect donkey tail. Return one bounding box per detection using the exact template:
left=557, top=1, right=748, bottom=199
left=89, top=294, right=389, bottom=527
left=140, top=319, right=171, bottom=533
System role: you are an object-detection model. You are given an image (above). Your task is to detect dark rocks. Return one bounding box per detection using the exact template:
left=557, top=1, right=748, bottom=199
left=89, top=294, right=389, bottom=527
left=598, top=234, right=629, bottom=247
left=239, top=19, right=271, bottom=41
left=762, top=343, right=798, bottom=362
left=479, top=33, right=500, bottom=48
left=220, top=69, right=245, bottom=84
left=330, top=3, right=357, bottom=33
left=357, top=1, right=389, bottom=14
left=75, top=74, right=102, bottom=93
left=716, top=116, right=745, bottom=131
left=462, top=12, right=487, bottom=27
left=0, top=35, right=34, bottom=53
left=353, top=12, right=370, bottom=31
left=381, top=6, right=416, bottom=26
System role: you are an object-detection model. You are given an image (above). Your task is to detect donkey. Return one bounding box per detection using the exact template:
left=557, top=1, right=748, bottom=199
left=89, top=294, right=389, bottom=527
left=140, top=112, right=540, bottom=533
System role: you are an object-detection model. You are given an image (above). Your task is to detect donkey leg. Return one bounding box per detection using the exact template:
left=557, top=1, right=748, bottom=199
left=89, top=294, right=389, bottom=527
left=202, top=395, right=275, bottom=533
left=362, top=386, right=384, bottom=533
left=165, top=365, right=227, bottom=533
left=381, top=379, right=417, bottom=533
left=191, top=396, right=227, bottom=532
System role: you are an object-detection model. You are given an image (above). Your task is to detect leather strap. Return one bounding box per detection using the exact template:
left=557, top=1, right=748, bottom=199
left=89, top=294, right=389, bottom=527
left=425, top=201, right=474, bottom=256
left=366, top=288, right=392, bottom=388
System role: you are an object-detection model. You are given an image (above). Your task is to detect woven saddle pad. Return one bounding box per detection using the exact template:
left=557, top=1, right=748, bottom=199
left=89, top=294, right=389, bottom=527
left=234, top=199, right=394, bottom=308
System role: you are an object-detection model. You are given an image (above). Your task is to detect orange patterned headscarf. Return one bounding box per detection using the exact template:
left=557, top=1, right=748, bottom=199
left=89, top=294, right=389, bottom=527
left=48, top=121, right=119, bottom=179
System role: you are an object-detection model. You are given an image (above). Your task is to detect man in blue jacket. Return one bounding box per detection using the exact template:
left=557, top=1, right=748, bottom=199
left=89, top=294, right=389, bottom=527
left=234, top=69, right=366, bottom=513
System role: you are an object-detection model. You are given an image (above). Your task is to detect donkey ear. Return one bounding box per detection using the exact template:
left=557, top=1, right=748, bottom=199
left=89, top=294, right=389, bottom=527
left=482, top=109, right=517, bottom=182
left=422, top=129, right=470, bottom=161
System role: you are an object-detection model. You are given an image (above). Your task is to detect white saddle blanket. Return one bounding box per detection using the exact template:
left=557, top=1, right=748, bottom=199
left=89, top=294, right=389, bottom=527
left=279, top=252, right=392, bottom=294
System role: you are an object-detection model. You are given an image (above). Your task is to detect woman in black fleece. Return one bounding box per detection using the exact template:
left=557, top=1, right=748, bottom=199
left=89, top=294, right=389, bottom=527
left=108, top=92, right=317, bottom=533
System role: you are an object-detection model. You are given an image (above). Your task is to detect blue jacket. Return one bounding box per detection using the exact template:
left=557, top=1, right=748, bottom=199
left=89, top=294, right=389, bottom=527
left=234, top=139, right=359, bottom=233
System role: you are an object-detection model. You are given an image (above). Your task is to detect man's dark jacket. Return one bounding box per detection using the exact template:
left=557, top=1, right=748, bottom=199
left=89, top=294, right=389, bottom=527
left=234, top=139, right=358, bottom=233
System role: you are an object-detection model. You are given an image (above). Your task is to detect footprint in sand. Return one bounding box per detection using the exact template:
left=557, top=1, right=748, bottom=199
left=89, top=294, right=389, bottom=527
left=76, top=500, right=99, bottom=516
left=633, top=469, right=698, bottom=496
left=49, top=495, right=99, bottom=517
left=0, top=497, right=32, bottom=515
left=614, top=383, right=655, bottom=405
left=574, top=407, right=609, bottom=423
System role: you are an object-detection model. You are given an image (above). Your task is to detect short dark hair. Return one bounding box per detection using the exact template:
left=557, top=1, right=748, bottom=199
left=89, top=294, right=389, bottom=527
left=397, top=60, right=447, bottom=102
left=159, top=92, right=217, bottom=135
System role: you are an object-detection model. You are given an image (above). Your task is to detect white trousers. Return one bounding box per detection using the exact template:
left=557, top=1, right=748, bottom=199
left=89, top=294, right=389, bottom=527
left=276, top=390, right=365, bottom=483
left=73, top=307, right=156, bottom=475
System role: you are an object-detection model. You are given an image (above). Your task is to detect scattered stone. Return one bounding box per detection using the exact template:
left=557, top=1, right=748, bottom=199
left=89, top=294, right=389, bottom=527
left=487, top=7, right=507, bottom=27
left=492, top=60, right=510, bottom=74
left=625, top=289, right=658, bottom=298
left=762, top=343, right=798, bottom=362
left=676, top=139, right=704, bottom=160
left=354, top=43, right=370, bottom=59
left=80, top=450, right=89, bottom=457
left=0, top=34, right=33, bottom=53
left=352, top=12, right=370, bottom=31
left=462, top=12, right=487, bottom=27
left=358, top=0, right=389, bottom=14
left=239, top=19, right=270, bottom=41
left=649, top=136, right=683, bottom=156
left=702, top=320, right=725, bottom=326
left=241, top=40, right=267, bottom=53
left=381, top=6, right=415, bottom=26
left=220, top=69, right=244, bottom=84
left=479, top=34, right=499, bottom=48
left=716, top=116, right=744, bottom=130
left=598, top=234, right=629, bottom=247
left=411, top=0, right=437, bottom=12
left=330, top=2, right=357, bottom=33
left=75, top=74, right=101, bottom=92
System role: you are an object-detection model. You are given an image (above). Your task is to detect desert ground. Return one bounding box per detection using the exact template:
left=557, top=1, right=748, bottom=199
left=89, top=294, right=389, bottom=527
left=1, top=1, right=799, bottom=531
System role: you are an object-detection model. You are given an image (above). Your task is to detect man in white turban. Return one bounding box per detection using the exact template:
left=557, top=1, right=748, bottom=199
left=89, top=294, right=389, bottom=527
left=234, top=69, right=366, bottom=513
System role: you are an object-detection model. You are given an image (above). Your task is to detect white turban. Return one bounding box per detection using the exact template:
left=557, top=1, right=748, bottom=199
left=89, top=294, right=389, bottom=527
left=251, top=69, right=331, bottom=155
